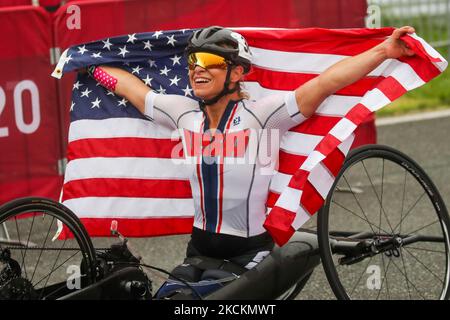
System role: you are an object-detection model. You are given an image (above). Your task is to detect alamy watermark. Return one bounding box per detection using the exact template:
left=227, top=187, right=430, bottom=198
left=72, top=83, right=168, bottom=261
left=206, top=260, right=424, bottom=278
left=366, top=265, right=381, bottom=290
left=366, top=5, right=382, bottom=29
left=169, top=125, right=281, bottom=176
left=66, top=265, right=81, bottom=290
left=66, top=5, right=81, bottom=30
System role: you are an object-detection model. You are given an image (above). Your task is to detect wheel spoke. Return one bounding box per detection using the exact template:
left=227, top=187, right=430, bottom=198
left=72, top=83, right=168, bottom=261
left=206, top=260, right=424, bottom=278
left=14, top=217, right=26, bottom=274
left=403, top=220, right=439, bottom=236
left=390, top=259, right=427, bottom=299
left=403, top=247, right=444, bottom=285
left=376, top=254, right=392, bottom=300
left=399, top=169, right=408, bottom=235
left=400, top=249, right=412, bottom=299
left=361, top=161, right=394, bottom=234
left=30, top=216, right=56, bottom=283
left=348, top=256, right=374, bottom=297
left=331, top=200, right=391, bottom=235
left=21, top=213, right=36, bottom=280
left=38, top=239, right=67, bottom=299
left=33, top=249, right=80, bottom=288
left=406, top=246, right=446, bottom=254
left=393, top=192, right=426, bottom=233
left=342, top=174, right=376, bottom=235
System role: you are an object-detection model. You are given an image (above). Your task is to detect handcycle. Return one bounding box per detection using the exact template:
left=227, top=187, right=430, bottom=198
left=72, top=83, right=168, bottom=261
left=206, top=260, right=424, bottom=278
left=0, top=144, right=449, bottom=300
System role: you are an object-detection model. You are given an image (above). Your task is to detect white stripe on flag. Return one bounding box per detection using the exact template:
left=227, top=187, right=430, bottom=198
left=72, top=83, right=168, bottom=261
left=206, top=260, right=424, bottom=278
left=63, top=197, right=195, bottom=218
left=383, top=60, right=426, bottom=91
left=300, top=150, right=326, bottom=171
left=360, top=88, right=392, bottom=112
left=244, top=82, right=362, bottom=117
left=308, top=162, right=335, bottom=199
left=250, top=47, right=427, bottom=82
left=64, top=157, right=190, bottom=183
left=251, top=47, right=346, bottom=73
left=292, top=206, right=312, bottom=230
left=409, top=33, right=448, bottom=72
left=269, top=171, right=292, bottom=194
left=329, top=118, right=357, bottom=142
left=276, top=187, right=302, bottom=212
left=69, top=118, right=177, bottom=142
left=280, top=132, right=323, bottom=156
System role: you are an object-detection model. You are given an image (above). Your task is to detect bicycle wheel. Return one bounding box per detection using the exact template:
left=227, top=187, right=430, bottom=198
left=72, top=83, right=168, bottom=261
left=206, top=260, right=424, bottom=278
left=318, top=145, right=450, bottom=300
left=0, top=197, right=97, bottom=300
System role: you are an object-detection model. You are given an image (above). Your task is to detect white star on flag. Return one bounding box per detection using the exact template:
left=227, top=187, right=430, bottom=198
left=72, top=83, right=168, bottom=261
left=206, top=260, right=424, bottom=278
left=159, top=66, right=171, bottom=76
left=72, top=81, right=83, bottom=90
left=77, top=45, right=88, bottom=54
left=143, top=40, right=153, bottom=51
left=118, top=46, right=129, bottom=58
left=153, top=31, right=163, bottom=39
left=148, top=59, right=157, bottom=68
left=91, top=97, right=101, bottom=109
left=118, top=98, right=128, bottom=107
left=166, top=35, right=177, bottom=47
left=102, top=39, right=113, bottom=50
left=142, top=75, right=153, bottom=86
left=70, top=101, right=75, bottom=111
left=91, top=52, right=102, bottom=58
left=169, top=75, right=181, bottom=86
left=182, top=85, right=193, bottom=97
left=170, top=55, right=182, bottom=66
left=64, top=54, right=73, bottom=64
left=127, top=33, right=138, bottom=44
left=157, top=85, right=166, bottom=94
left=106, top=91, right=115, bottom=96
left=80, top=88, right=92, bottom=98
left=132, top=65, right=143, bottom=75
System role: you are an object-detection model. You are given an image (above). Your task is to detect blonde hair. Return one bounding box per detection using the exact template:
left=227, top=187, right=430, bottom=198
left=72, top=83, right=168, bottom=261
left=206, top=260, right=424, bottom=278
left=236, top=81, right=250, bottom=100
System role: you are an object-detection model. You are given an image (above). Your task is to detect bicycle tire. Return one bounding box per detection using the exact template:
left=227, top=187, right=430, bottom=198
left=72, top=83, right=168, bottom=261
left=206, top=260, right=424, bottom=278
left=0, top=197, right=97, bottom=299
left=318, top=144, right=450, bottom=300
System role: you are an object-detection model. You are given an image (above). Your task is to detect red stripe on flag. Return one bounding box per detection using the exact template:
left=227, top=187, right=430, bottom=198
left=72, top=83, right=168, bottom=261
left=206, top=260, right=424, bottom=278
left=376, top=76, right=407, bottom=101
left=67, top=137, right=183, bottom=161
left=289, top=114, right=341, bottom=136
left=344, top=104, right=373, bottom=125
left=266, top=191, right=280, bottom=208
left=246, top=67, right=384, bottom=96
left=59, top=217, right=194, bottom=239
left=278, top=150, right=307, bottom=175
left=263, top=206, right=296, bottom=246
left=322, top=148, right=346, bottom=177
left=288, top=169, right=310, bottom=190
left=62, top=178, right=192, bottom=202
left=315, top=134, right=342, bottom=156
left=398, top=54, right=442, bottom=83
left=301, top=180, right=325, bottom=215
left=240, top=27, right=392, bottom=54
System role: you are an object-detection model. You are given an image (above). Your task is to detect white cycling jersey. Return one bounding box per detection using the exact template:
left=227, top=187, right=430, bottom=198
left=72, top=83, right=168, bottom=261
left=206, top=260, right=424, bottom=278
left=144, top=90, right=305, bottom=238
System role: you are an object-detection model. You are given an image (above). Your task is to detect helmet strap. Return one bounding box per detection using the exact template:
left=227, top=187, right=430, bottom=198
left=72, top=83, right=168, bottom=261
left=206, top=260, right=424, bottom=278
left=201, top=66, right=238, bottom=106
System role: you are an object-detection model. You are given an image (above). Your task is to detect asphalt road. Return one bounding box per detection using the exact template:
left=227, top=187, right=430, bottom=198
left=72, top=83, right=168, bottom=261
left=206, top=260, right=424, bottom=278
left=113, top=112, right=450, bottom=299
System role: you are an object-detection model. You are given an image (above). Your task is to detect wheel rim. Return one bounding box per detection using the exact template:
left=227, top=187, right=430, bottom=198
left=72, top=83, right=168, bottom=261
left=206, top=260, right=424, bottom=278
left=0, top=202, right=96, bottom=300
left=320, top=147, right=450, bottom=300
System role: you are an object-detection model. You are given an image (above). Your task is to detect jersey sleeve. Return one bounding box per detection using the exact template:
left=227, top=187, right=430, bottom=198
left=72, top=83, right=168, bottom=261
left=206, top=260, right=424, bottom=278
left=248, top=91, right=306, bottom=132
left=144, top=91, right=199, bottom=130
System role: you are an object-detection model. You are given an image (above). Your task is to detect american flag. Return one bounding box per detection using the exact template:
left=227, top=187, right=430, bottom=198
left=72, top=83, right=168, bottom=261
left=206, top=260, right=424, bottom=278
left=52, top=27, right=447, bottom=245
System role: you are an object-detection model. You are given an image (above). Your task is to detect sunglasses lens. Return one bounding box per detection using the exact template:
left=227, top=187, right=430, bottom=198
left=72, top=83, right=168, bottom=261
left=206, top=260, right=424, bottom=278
left=188, top=52, right=228, bottom=70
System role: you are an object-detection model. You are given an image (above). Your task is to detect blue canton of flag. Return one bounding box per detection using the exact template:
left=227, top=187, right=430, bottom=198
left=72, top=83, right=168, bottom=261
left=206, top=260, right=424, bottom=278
left=57, top=29, right=198, bottom=122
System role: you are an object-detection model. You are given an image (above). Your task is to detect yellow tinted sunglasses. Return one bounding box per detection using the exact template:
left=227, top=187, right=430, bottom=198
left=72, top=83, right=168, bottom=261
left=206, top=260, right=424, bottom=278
left=187, top=52, right=229, bottom=70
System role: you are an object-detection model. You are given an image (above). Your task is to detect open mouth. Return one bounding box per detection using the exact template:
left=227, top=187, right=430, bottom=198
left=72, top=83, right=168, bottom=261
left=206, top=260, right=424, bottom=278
left=194, top=77, right=211, bottom=84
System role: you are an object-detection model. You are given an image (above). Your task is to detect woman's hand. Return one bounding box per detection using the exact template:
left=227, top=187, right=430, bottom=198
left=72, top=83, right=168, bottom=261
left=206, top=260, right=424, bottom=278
left=382, top=26, right=416, bottom=59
